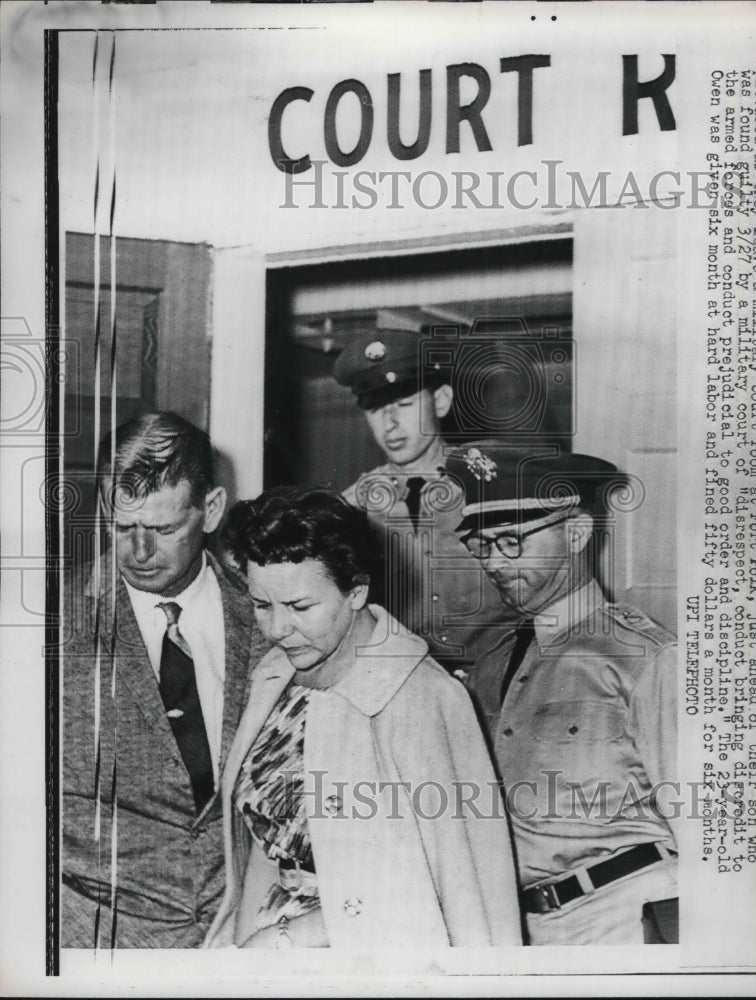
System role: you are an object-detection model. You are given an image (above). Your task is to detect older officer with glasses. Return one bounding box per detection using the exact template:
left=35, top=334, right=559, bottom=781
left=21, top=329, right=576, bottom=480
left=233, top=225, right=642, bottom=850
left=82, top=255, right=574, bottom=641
left=448, top=445, right=679, bottom=946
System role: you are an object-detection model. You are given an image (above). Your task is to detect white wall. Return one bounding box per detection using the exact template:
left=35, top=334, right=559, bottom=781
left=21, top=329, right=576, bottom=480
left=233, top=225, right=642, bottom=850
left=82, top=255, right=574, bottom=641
left=58, top=6, right=683, bottom=248
left=55, top=4, right=687, bottom=619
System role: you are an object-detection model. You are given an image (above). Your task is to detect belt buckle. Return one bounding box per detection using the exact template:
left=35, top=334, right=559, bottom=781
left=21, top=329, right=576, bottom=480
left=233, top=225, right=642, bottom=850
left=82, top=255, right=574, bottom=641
left=530, top=881, right=562, bottom=914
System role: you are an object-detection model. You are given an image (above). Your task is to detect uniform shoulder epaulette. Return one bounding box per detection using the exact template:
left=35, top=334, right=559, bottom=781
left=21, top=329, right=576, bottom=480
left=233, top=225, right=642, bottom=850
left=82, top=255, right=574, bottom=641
left=349, top=466, right=399, bottom=505
left=602, top=603, right=676, bottom=649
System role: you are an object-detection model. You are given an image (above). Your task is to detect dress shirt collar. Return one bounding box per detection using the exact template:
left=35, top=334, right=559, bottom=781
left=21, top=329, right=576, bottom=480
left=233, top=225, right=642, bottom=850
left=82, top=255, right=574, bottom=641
left=533, top=579, right=605, bottom=649
left=383, top=438, right=447, bottom=481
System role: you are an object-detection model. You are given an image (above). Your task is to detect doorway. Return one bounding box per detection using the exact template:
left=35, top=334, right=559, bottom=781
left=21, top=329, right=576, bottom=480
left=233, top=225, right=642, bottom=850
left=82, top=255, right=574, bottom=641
left=264, top=236, right=574, bottom=491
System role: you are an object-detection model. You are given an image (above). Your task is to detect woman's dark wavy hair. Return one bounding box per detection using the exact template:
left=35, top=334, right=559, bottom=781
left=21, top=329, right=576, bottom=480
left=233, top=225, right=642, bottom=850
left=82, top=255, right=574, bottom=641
left=223, top=486, right=380, bottom=595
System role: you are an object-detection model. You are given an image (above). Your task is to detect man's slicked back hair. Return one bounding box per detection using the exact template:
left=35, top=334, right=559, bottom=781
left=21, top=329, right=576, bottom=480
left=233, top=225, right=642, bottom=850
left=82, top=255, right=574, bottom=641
left=98, top=411, right=215, bottom=508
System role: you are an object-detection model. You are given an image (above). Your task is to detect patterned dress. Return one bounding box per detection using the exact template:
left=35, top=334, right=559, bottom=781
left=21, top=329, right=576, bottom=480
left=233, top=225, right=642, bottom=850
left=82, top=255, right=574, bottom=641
left=233, top=681, right=321, bottom=933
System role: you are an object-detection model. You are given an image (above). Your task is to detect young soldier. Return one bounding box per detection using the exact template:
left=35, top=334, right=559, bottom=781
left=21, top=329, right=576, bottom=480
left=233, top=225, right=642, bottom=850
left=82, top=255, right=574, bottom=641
left=334, top=328, right=513, bottom=674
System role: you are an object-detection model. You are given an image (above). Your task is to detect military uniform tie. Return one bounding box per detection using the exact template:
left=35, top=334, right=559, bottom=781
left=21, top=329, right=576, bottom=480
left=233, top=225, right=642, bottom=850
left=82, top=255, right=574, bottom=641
left=405, top=476, right=425, bottom=532
left=500, top=618, right=535, bottom=705
left=157, top=601, right=214, bottom=813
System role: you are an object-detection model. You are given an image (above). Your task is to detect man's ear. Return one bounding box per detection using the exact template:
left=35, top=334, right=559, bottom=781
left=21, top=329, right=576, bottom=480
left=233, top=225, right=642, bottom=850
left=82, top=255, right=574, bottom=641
left=203, top=486, right=227, bottom=534
left=349, top=581, right=370, bottom=611
left=433, top=383, right=453, bottom=420
left=567, top=513, right=593, bottom=554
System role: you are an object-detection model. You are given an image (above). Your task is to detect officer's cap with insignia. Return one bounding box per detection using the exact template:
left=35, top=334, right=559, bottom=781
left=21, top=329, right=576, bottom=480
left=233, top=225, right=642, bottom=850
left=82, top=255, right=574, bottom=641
left=333, top=328, right=448, bottom=411
left=447, top=443, right=628, bottom=536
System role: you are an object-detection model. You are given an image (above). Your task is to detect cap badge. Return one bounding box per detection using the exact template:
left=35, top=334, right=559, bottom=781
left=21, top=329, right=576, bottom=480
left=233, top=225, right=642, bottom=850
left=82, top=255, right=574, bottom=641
left=464, top=447, right=497, bottom=482
left=385, top=371, right=397, bottom=383
left=364, top=340, right=386, bottom=361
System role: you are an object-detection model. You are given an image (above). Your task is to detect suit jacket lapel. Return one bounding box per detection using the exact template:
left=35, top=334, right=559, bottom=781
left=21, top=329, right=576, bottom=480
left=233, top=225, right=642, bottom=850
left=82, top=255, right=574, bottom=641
left=109, top=575, right=185, bottom=765
left=88, top=551, right=264, bottom=779
left=217, top=570, right=255, bottom=772
left=221, top=649, right=294, bottom=802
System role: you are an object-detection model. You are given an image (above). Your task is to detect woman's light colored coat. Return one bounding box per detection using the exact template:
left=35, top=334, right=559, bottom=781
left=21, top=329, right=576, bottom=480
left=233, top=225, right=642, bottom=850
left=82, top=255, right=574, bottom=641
left=205, top=607, right=521, bottom=948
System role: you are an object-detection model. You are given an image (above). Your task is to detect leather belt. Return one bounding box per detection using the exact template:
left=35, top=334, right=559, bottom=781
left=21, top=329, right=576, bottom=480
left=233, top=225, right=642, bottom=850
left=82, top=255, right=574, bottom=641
left=522, top=842, right=675, bottom=915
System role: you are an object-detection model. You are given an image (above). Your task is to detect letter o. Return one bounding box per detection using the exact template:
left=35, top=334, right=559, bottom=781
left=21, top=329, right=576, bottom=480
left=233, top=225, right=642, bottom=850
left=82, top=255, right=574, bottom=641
left=324, top=79, right=374, bottom=167
left=412, top=171, right=449, bottom=209
left=411, top=780, right=448, bottom=820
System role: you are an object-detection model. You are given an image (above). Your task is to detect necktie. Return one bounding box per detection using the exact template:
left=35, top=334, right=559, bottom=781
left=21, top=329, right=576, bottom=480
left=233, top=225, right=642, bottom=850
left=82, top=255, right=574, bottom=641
left=405, top=476, right=425, bottom=532
left=157, top=601, right=214, bottom=813
left=500, top=618, right=535, bottom=706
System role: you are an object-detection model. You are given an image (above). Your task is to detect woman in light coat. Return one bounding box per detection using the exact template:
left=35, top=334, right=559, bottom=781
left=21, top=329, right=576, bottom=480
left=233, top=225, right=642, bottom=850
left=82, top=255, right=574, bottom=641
left=204, top=486, right=521, bottom=949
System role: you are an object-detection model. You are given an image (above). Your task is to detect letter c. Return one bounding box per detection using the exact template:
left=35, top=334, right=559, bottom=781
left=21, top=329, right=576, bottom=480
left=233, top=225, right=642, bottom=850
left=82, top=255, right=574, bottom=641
left=268, top=86, right=314, bottom=174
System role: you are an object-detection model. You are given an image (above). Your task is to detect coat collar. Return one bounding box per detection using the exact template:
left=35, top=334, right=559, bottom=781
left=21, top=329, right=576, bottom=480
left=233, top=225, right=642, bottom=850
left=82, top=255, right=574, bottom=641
left=330, top=605, right=428, bottom=716
left=251, top=605, right=428, bottom=718
left=361, top=459, right=447, bottom=487
left=220, top=605, right=429, bottom=808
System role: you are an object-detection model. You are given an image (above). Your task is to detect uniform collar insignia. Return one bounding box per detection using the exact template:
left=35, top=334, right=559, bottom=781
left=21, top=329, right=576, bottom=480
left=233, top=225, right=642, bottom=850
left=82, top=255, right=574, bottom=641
left=464, top=447, right=497, bottom=482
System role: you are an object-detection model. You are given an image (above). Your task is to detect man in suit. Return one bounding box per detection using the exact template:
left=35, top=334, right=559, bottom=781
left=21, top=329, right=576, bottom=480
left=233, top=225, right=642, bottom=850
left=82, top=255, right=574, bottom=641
left=61, top=412, right=268, bottom=948
left=333, top=328, right=514, bottom=676
left=449, top=446, right=678, bottom=945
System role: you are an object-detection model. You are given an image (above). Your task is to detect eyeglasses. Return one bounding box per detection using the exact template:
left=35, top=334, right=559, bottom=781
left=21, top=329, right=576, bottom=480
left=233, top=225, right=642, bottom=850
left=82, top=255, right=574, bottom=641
left=464, top=514, right=571, bottom=560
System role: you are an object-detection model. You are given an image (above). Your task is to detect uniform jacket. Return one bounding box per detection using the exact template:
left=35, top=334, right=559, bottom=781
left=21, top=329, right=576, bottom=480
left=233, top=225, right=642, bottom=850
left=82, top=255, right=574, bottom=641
left=205, top=606, right=521, bottom=949
left=62, top=550, right=268, bottom=947
left=468, top=581, right=678, bottom=887
left=344, top=463, right=516, bottom=672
